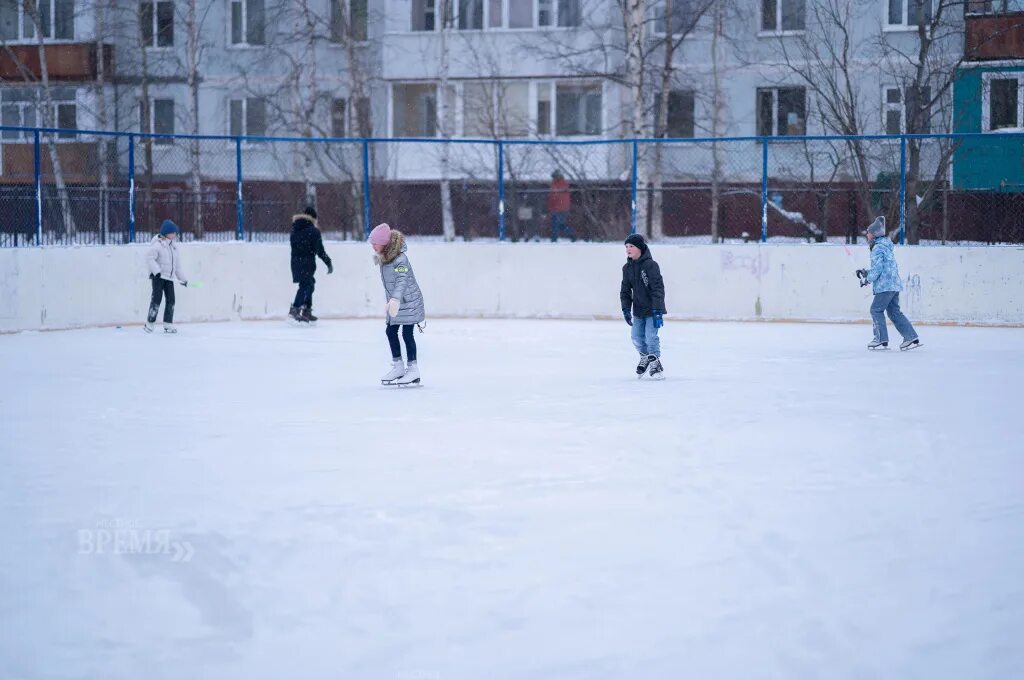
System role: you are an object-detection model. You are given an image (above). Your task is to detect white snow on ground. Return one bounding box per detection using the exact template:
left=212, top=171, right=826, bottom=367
left=1, top=319, right=1022, bottom=679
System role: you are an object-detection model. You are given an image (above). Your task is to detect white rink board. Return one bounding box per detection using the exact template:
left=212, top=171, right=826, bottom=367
left=1, top=242, right=1022, bottom=332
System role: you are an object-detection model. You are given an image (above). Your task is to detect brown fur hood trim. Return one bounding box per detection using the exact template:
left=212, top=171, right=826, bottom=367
left=291, top=214, right=317, bottom=227
left=376, top=229, right=406, bottom=265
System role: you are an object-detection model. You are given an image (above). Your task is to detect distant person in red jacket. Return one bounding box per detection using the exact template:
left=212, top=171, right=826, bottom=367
left=547, top=170, right=575, bottom=242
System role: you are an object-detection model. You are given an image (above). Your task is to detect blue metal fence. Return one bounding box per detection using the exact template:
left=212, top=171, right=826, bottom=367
left=3, top=125, right=1024, bottom=246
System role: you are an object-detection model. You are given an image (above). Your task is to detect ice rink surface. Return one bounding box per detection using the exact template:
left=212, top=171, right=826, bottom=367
left=1, top=319, right=1022, bottom=679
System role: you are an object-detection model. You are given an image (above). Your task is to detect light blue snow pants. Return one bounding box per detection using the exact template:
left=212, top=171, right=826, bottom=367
left=871, top=292, right=918, bottom=344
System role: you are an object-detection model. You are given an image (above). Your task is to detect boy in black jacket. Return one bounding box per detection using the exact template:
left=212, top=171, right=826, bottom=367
left=289, top=206, right=333, bottom=323
left=620, top=234, right=667, bottom=379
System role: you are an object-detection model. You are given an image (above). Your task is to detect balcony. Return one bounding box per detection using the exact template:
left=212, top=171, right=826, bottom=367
left=0, top=43, right=115, bottom=82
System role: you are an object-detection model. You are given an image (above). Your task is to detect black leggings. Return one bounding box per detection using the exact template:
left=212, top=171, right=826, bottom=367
left=293, top=275, right=315, bottom=308
left=148, top=277, right=175, bottom=323
left=386, top=324, right=417, bottom=362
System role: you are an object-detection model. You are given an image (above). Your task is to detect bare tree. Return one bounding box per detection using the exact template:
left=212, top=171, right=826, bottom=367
left=24, top=1, right=78, bottom=238
left=877, top=0, right=967, bottom=243
left=648, top=0, right=716, bottom=239
left=437, top=0, right=456, bottom=240
left=181, top=0, right=213, bottom=237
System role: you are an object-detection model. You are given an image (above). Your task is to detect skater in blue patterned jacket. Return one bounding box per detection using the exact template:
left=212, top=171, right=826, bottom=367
left=856, top=217, right=922, bottom=351
left=621, top=234, right=667, bottom=379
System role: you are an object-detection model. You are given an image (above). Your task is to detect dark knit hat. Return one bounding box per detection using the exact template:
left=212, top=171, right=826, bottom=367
left=624, top=233, right=647, bottom=253
left=159, top=219, right=179, bottom=236
left=303, top=205, right=318, bottom=220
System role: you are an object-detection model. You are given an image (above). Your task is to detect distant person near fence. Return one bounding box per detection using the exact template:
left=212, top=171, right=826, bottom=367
left=548, top=171, right=574, bottom=242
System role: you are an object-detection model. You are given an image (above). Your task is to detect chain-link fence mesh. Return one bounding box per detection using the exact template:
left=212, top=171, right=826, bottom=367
left=641, top=139, right=764, bottom=243
left=368, top=140, right=500, bottom=240
left=6, top=127, right=1024, bottom=247
left=766, top=137, right=902, bottom=245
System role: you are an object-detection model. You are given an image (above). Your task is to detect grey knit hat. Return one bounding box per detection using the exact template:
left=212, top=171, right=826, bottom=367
left=864, top=216, right=886, bottom=238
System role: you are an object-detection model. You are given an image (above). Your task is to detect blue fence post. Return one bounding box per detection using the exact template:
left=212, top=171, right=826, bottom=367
left=497, top=141, right=505, bottom=241
left=128, top=133, right=136, bottom=243
left=235, top=137, right=244, bottom=240
left=33, top=130, right=42, bottom=245
left=362, top=139, right=372, bottom=238
left=630, top=140, right=638, bottom=235
left=899, top=135, right=907, bottom=245
left=760, top=137, right=769, bottom=243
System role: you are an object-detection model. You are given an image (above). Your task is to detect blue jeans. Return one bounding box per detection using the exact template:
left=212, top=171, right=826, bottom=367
left=871, top=292, right=917, bottom=344
left=631, top=315, right=661, bottom=357
left=550, top=212, right=573, bottom=241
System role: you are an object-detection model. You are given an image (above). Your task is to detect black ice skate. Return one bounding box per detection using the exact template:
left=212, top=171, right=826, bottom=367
left=299, top=305, right=318, bottom=323
left=646, top=355, right=665, bottom=380
left=867, top=339, right=889, bottom=351
left=900, top=338, right=922, bottom=352
left=288, top=305, right=304, bottom=323
left=636, top=354, right=653, bottom=377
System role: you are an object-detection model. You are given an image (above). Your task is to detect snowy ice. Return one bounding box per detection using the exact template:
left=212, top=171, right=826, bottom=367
left=1, top=319, right=1022, bottom=679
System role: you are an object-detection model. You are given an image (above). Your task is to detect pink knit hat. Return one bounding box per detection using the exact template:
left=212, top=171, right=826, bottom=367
left=368, top=222, right=391, bottom=246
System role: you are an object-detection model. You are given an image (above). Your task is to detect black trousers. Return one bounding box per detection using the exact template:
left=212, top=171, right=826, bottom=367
left=148, top=277, right=175, bottom=323
left=293, top=275, right=315, bottom=308
left=386, top=324, right=417, bottom=362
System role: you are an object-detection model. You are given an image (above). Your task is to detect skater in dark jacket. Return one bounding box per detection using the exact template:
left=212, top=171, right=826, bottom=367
left=289, top=206, right=333, bottom=322
left=620, top=234, right=667, bottom=379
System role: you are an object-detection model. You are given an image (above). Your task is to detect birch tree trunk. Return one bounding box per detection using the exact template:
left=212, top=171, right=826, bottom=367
left=185, top=0, right=204, bottom=237
left=93, top=0, right=109, bottom=242
left=438, top=0, right=455, bottom=241
left=34, top=10, right=77, bottom=239
left=624, top=0, right=648, bottom=236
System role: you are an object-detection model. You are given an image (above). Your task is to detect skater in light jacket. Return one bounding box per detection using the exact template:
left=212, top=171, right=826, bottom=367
left=368, top=223, right=425, bottom=386
left=857, top=217, right=921, bottom=351
left=145, top=220, right=188, bottom=333
left=621, top=234, right=667, bottom=379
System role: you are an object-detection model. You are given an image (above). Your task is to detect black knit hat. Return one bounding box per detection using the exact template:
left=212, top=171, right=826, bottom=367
left=624, top=233, right=647, bottom=252
left=303, top=205, right=318, bottom=220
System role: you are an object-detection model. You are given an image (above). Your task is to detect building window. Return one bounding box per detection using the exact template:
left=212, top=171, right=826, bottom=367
left=351, top=0, right=367, bottom=40
left=654, top=90, right=695, bottom=138
left=412, top=0, right=577, bottom=30
left=461, top=81, right=530, bottom=137
left=392, top=83, right=454, bottom=137
left=887, top=0, right=931, bottom=28
left=884, top=87, right=903, bottom=134
left=985, top=75, right=1023, bottom=130
left=555, top=82, right=602, bottom=136
left=141, top=1, right=174, bottom=47
left=1, top=90, right=37, bottom=139
left=332, top=98, right=347, bottom=137
left=229, top=97, right=267, bottom=137
left=331, top=0, right=367, bottom=42
left=757, top=86, right=806, bottom=136
left=459, top=0, right=482, bottom=29
left=761, top=0, right=804, bottom=31
left=653, top=0, right=700, bottom=35
left=557, top=0, right=581, bottom=26
left=537, top=83, right=552, bottom=135
left=1, top=87, right=76, bottom=139
left=0, top=0, right=74, bottom=40
left=537, top=0, right=580, bottom=27
left=967, top=2, right=1024, bottom=15
left=230, top=0, right=265, bottom=45
left=140, top=98, right=175, bottom=143
left=904, top=85, right=931, bottom=133
left=355, top=96, right=371, bottom=135
left=412, top=0, right=437, bottom=30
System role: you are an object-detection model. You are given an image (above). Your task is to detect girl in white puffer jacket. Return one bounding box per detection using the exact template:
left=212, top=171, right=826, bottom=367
left=145, top=220, right=188, bottom=333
